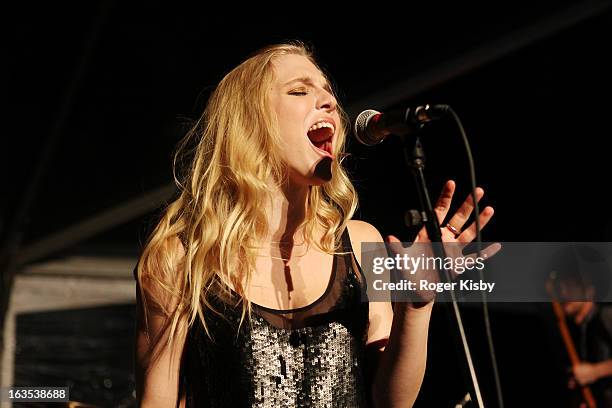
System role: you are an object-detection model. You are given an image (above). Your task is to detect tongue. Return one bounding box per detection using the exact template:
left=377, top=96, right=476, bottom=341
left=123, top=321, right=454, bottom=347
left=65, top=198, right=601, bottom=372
left=307, top=127, right=332, bottom=143
left=313, top=140, right=326, bottom=149
left=313, top=140, right=334, bottom=158
left=307, top=128, right=334, bottom=158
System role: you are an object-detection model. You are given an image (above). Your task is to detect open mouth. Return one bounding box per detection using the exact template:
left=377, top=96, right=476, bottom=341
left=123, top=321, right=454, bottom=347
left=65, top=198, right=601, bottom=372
left=307, top=121, right=334, bottom=157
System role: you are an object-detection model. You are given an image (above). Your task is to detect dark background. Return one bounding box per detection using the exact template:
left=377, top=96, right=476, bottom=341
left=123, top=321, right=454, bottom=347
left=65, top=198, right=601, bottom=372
left=5, top=2, right=612, bottom=406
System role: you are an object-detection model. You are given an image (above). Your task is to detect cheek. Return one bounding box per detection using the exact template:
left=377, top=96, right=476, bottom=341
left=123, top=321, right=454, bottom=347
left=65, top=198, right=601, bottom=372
left=276, top=106, right=307, bottom=142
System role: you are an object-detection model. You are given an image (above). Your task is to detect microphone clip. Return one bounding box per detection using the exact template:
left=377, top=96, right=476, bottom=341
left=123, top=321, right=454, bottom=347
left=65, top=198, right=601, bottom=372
left=413, top=104, right=448, bottom=123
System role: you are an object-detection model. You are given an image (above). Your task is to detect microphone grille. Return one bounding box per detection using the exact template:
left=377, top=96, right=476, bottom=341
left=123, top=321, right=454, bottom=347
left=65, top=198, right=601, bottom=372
left=354, top=109, right=380, bottom=146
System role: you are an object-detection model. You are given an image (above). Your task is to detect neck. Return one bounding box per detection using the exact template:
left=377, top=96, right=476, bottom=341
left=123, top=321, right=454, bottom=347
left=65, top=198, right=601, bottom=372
left=265, top=180, right=311, bottom=248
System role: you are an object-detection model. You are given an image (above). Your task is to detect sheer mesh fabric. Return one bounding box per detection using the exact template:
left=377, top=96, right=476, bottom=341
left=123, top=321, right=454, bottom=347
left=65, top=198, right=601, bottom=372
left=246, top=232, right=366, bottom=330
left=176, top=228, right=370, bottom=407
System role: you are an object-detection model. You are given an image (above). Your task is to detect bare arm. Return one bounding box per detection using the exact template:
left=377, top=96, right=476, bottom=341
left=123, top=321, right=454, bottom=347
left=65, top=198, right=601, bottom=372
left=595, top=360, right=612, bottom=378
left=370, top=302, right=432, bottom=407
left=347, top=220, right=432, bottom=408
left=349, top=181, right=494, bottom=407
left=135, top=236, right=188, bottom=408
left=573, top=359, right=612, bottom=385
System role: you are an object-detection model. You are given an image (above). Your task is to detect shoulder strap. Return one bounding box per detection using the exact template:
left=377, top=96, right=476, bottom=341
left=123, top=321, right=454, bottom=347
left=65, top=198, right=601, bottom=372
left=339, top=225, right=368, bottom=291
left=340, top=226, right=353, bottom=253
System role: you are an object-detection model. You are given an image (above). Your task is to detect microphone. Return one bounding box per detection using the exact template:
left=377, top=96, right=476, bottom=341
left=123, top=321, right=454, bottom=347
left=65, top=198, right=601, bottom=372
left=353, top=104, right=449, bottom=146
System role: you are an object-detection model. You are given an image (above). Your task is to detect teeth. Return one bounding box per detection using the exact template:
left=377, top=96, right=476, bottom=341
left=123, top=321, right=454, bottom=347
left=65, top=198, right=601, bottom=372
left=308, top=121, right=335, bottom=133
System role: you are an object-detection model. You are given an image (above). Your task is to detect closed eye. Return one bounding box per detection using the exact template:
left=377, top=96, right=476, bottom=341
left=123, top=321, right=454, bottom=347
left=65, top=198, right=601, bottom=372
left=288, top=88, right=309, bottom=96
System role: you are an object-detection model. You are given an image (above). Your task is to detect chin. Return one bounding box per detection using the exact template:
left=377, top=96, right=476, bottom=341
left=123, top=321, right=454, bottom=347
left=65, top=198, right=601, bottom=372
left=285, top=155, right=334, bottom=187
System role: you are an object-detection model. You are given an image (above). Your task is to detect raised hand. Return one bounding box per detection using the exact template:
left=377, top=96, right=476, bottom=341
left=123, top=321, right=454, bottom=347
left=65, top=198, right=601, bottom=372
left=385, top=180, right=500, bottom=303
left=418, top=180, right=494, bottom=244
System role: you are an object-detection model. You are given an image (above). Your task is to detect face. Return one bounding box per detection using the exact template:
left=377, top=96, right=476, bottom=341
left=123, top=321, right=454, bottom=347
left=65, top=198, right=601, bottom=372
left=269, top=54, right=340, bottom=186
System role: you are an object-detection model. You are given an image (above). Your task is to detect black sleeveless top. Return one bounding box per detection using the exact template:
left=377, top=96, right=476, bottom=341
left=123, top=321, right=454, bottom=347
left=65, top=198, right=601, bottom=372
left=179, top=229, right=370, bottom=407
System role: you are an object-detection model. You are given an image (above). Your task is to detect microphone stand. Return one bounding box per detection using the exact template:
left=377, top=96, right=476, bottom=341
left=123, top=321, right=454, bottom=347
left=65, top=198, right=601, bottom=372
left=400, top=131, right=485, bottom=408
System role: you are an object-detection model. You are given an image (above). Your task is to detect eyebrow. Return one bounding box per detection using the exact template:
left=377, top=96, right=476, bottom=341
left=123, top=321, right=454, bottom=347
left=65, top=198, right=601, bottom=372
left=284, top=76, right=333, bottom=94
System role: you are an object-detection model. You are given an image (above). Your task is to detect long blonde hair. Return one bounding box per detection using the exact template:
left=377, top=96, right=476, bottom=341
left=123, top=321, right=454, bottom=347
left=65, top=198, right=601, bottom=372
left=136, top=41, right=358, bottom=365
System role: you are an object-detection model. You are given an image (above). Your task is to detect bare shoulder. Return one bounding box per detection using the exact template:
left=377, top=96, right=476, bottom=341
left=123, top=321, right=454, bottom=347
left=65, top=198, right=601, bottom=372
left=346, top=220, right=384, bottom=264
left=346, top=220, right=394, bottom=349
left=347, top=219, right=383, bottom=240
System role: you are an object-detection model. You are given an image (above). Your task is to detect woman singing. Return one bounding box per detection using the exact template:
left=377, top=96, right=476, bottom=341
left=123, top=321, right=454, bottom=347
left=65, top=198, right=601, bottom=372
left=134, top=41, right=495, bottom=407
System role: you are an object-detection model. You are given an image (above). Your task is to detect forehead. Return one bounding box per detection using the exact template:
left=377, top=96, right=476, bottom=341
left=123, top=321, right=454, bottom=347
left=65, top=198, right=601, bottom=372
left=271, top=54, right=327, bottom=86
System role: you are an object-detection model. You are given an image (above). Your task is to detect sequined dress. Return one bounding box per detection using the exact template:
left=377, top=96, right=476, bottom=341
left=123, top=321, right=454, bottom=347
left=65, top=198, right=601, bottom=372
left=179, top=229, right=370, bottom=407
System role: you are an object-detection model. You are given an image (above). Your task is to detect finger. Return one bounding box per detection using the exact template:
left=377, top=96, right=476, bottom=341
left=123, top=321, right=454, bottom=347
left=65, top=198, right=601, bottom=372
left=434, top=180, right=456, bottom=223
left=446, top=187, right=484, bottom=232
left=456, top=206, right=494, bottom=243
left=565, top=302, right=581, bottom=315
left=385, top=234, right=408, bottom=254
left=576, top=302, right=593, bottom=324
left=464, top=242, right=502, bottom=261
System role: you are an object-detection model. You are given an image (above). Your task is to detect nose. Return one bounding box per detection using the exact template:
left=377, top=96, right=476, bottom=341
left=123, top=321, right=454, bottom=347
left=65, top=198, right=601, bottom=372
left=317, top=90, right=337, bottom=112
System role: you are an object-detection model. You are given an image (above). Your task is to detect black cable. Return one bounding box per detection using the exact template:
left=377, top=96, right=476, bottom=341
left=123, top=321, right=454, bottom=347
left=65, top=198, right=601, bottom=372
left=446, top=106, right=504, bottom=408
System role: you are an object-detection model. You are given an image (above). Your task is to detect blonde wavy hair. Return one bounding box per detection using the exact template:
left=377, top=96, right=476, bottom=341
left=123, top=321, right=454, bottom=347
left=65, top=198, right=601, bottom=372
left=136, top=41, right=358, bottom=367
